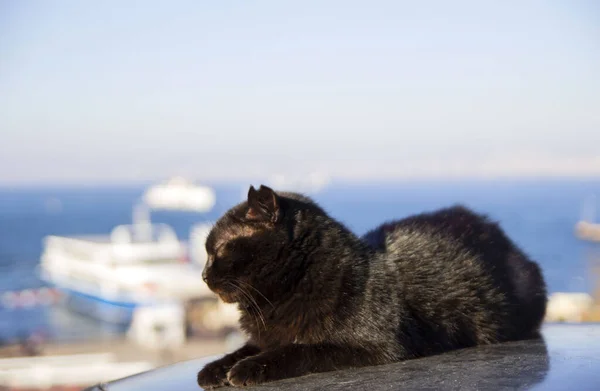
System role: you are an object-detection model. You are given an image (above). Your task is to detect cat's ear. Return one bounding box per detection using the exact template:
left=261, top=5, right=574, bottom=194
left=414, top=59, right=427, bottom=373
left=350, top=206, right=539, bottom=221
left=246, top=185, right=281, bottom=223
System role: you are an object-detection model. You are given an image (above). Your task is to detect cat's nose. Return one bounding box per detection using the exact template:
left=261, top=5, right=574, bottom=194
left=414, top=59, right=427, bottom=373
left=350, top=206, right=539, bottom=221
left=202, top=255, right=214, bottom=283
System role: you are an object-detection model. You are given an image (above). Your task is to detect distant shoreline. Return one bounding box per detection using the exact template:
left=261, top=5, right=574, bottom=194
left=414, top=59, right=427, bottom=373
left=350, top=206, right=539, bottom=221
left=1, top=176, right=600, bottom=190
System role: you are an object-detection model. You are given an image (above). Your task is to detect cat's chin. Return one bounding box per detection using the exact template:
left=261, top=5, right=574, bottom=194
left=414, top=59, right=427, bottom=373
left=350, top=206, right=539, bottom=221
left=219, top=294, right=238, bottom=304
left=213, top=289, right=238, bottom=304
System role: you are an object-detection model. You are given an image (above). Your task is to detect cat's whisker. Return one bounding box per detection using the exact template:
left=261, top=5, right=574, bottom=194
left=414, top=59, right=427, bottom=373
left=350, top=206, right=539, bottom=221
left=224, top=281, right=258, bottom=326
left=243, top=290, right=267, bottom=330
left=230, top=281, right=261, bottom=313
left=235, top=279, right=274, bottom=308
left=226, top=281, right=267, bottom=330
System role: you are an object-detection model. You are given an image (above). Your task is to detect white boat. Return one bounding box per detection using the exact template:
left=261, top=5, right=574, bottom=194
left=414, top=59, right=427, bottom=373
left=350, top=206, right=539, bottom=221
left=38, top=178, right=216, bottom=325
left=575, top=195, right=600, bottom=242
left=142, top=176, right=216, bottom=212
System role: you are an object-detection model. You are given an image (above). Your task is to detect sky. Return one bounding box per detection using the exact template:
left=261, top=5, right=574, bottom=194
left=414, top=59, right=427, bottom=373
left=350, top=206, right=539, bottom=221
left=1, top=0, right=599, bottom=184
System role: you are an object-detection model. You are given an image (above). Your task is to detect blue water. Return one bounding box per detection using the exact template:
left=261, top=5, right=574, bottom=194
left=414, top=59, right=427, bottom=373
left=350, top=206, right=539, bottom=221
left=1, top=179, right=599, bottom=342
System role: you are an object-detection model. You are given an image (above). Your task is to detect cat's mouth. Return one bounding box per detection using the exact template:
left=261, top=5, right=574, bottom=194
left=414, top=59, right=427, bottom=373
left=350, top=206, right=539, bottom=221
left=210, top=286, right=240, bottom=304
left=217, top=291, right=238, bottom=303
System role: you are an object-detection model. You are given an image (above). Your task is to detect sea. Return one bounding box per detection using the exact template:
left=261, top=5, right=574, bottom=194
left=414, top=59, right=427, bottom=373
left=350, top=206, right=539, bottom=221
left=1, top=179, right=599, bottom=343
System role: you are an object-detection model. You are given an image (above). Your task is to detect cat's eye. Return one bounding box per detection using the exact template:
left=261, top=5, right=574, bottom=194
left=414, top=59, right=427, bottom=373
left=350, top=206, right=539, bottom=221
left=214, top=242, right=227, bottom=257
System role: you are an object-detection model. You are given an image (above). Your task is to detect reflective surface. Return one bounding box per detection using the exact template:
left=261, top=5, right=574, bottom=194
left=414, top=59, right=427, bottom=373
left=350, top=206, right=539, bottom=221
left=85, top=324, right=600, bottom=391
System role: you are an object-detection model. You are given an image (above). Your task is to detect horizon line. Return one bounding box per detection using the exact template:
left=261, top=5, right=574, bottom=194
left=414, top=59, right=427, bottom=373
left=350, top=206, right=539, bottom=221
left=1, top=173, right=600, bottom=189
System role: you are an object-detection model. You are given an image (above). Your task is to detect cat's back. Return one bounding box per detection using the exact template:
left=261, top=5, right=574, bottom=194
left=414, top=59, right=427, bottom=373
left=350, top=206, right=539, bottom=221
left=363, top=205, right=505, bottom=253
left=362, top=204, right=547, bottom=340
left=367, top=205, right=507, bottom=282
left=363, top=205, right=545, bottom=298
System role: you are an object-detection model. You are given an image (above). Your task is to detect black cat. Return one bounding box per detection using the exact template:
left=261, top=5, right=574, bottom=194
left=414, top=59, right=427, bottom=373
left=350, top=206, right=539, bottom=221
left=197, top=185, right=547, bottom=388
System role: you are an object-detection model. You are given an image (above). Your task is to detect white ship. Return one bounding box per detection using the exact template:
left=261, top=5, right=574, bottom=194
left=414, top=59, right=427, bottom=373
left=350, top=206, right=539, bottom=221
left=38, top=177, right=216, bottom=325
left=575, top=195, right=600, bottom=242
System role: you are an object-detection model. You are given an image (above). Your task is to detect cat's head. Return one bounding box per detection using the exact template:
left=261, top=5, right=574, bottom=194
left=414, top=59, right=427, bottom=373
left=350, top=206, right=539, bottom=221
left=201, top=185, right=325, bottom=304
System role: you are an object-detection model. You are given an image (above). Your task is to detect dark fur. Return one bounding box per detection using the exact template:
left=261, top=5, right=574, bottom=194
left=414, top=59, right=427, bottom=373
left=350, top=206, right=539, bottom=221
left=197, top=186, right=547, bottom=388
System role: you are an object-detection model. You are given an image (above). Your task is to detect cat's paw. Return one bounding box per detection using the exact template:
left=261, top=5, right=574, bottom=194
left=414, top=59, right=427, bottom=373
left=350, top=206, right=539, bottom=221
left=227, top=358, right=268, bottom=387
left=197, top=359, right=230, bottom=389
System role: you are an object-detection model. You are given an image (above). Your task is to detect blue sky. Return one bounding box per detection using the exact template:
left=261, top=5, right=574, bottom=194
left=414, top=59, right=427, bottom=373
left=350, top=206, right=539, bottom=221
left=1, top=1, right=599, bottom=184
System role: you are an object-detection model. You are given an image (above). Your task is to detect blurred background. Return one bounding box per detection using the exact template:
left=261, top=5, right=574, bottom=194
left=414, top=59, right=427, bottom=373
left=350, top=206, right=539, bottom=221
left=1, top=0, right=599, bottom=389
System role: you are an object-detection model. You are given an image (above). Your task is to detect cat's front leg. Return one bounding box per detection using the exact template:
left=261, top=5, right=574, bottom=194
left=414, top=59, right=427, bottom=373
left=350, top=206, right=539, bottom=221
left=197, top=344, right=261, bottom=389
left=227, top=343, right=384, bottom=387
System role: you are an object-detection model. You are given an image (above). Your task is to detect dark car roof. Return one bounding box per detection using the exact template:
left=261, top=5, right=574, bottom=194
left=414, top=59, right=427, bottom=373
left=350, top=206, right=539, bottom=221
left=85, top=323, right=600, bottom=391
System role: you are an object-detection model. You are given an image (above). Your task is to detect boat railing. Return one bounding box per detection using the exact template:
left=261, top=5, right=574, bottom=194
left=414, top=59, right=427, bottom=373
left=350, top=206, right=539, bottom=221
left=42, top=224, right=184, bottom=264
left=110, top=223, right=179, bottom=244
